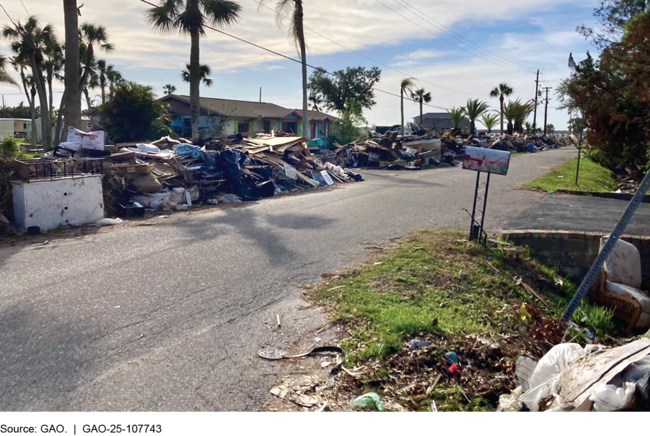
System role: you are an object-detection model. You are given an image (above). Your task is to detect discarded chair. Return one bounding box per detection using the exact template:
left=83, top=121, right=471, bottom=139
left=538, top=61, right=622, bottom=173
left=590, top=236, right=650, bottom=332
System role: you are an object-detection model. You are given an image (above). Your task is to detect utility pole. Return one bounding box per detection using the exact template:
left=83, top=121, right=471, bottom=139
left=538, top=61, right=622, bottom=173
left=533, top=70, right=540, bottom=130
left=543, top=87, right=552, bottom=136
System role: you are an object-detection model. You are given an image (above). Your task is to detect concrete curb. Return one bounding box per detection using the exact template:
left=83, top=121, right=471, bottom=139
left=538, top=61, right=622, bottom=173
left=555, top=189, right=650, bottom=203
left=497, top=230, right=650, bottom=244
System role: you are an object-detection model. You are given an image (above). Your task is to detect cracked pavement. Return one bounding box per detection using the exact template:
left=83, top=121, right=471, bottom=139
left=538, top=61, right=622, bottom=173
left=1, top=147, right=649, bottom=411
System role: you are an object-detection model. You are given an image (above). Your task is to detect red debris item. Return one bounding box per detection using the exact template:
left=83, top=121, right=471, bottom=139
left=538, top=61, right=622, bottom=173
left=449, top=363, right=460, bottom=375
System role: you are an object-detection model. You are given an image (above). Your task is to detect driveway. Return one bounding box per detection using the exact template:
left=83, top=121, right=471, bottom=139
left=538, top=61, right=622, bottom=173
left=1, top=147, right=648, bottom=410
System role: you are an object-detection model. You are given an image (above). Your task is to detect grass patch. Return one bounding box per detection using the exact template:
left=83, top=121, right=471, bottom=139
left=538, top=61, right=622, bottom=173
left=306, top=230, right=618, bottom=410
left=310, top=231, right=615, bottom=363
left=524, top=158, right=617, bottom=193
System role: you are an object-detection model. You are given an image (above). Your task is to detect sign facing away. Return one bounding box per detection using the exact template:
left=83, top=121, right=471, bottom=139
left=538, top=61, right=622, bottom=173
left=462, top=146, right=511, bottom=176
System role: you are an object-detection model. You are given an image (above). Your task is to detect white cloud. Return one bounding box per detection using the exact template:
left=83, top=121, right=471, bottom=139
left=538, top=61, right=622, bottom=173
left=0, top=0, right=595, bottom=127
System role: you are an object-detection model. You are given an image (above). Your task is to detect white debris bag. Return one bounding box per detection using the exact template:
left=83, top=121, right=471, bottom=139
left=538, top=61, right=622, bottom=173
left=136, top=143, right=160, bottom=154
left=589, top=383, right=636, bottom=411
left=520, top=343, right=587, bottom=411
left=67, top=127, right=105, bottom=151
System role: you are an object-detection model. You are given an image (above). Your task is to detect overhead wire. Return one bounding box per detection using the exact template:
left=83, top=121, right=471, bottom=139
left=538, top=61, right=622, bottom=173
left=373, top=0, right=533, bottom=73
left=394, top=0, right=537, bottom=73
left=19, top=0, right=29, bottom=16
left=138, top=0, right=451, bottom=110
left=251, top=0, right=482, bottom=97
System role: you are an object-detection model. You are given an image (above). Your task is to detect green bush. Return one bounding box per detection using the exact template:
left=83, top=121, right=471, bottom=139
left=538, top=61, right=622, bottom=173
left=100, top=82, right=171, bottom=143
left=329, top=99, right=367, bottom=146
left=1, top=137, right=19, bottom=160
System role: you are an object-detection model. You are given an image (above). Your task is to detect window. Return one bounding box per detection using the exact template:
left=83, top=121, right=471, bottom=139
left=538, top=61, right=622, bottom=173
left=311, top=122, right=317, bottom=139
left=238, top=121, right=250, bottom=133
left=283, top=122, right=297, bottom=134
left=324, top=122, right=329, bottom=138
left=263, top=120, right=271, bottom=134
left=23, top=123, right=27, bottom=129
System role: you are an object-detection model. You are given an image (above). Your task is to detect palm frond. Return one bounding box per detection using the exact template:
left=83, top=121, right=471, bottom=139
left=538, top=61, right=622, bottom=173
left=203, top=0, right=243, bottom=28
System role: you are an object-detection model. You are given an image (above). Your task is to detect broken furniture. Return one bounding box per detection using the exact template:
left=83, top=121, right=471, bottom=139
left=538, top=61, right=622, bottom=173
left=590, top=236, right=650, bottom=331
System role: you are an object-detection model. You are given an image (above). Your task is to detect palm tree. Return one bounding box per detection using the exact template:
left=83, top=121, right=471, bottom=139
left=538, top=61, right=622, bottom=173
left=400, top=78, right=416, bottom=135
left=83, top=67, right=100, bottom=110
left=163, top=84, right=176, bottom=95
left=489, top=83, right=514, bottom=135
left=0, top=55, right=18, bottom=86
left=448, top=106, right=467, bottom=130
left=11, top=56, right=37, bottom=145
left=480, top=113, right=499, bottom=134
left=106, top=67, right=124, bottom=100
left=413, top=88, right=431, bottom=127
left=513, top=100, right=534, bottom=134
left=79, top=23, right=114, bottom=96
left=43, top=42, right=64, bottom=118
left=147, top=0, right=242, bottom=141
left=308, top=90, right=323, bottom=112
left=465, top=99, right=489, bottom=135
left=259, top=0, right=308, bottom=139
left=3, top=17, right=56, bottom=150
left=63, top=0, right=82, bottom=131
left=181, top=64, right=213, bottom=87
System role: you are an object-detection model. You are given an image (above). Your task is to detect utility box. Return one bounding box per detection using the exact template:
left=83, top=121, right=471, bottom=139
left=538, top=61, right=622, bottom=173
left=12, top=175, right=104, bottom=232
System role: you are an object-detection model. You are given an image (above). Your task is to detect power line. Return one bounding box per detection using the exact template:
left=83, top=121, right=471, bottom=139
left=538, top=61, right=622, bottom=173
left=373, top=0, right=531, bottom=73
left=394, top=0, right=536, bottom=73
left=251, top=0, right=481, bottom=97
left=19, top=0, right=29, bottom=16
left=138, top=0, right=450, bottom=111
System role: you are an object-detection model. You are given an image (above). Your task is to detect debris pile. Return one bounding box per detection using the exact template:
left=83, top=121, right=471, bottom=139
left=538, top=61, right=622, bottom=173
left=3, top=129, right=366, bottom=220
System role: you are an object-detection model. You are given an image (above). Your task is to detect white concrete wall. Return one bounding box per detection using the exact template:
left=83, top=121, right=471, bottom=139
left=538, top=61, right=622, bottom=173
left=12, top=175, right=104, bottom=232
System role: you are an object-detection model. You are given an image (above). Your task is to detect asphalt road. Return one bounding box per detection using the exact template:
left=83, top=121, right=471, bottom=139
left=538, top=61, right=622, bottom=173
left=1, top=147, right=649, bottom=411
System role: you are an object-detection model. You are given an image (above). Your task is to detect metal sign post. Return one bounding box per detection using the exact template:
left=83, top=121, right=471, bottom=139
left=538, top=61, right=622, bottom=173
left=575, top=109, right=586, bottom=185
left=463, top=147, right=509, bottom=244
left=563, top=168, right=650, bottom=323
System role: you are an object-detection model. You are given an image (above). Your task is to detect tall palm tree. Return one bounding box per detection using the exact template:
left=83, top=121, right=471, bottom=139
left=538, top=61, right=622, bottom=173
left=11, top=56, right=37, bottom=145
left=147, top=0, right=242, bottom=140
left=489, top=83, right=514, bottom=135
left=259, top=0, right=308, bottom=139
left=400, top=78, right=416, bottom=135
left=79, top=23, right=114, bottom=96
left=464, top=98, right=489, bottom=135
left=0, top=55, right=18, bottom=86
left=182, top=64, right=213, bottom=87
left=63, top=0, right=82, bottom=131
left=3, top=17, right=56, bottom=150
left=96, top=60, right=109, bottom=105
left=43, top=41, right=64, bottom=118
left=163, top=84, right=176, bottom=95
left=83, top=67, right=100, bottom=110
left=480, top=113, right=498, bottom=134
left=448, top=106, right=467, bottom=130
left=413, top=88, right=431, bottom=127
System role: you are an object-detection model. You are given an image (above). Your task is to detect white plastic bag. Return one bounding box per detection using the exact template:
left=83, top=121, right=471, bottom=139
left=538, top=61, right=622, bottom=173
left=497, top=386, right=523, bottom=412
left=590, top=383, right=635, bottom=411
left=520, top=343, right=587, bottom=411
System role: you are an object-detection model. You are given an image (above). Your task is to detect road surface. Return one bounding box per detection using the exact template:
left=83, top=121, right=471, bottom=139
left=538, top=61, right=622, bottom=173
left=1, top=147, right=649, bottom=411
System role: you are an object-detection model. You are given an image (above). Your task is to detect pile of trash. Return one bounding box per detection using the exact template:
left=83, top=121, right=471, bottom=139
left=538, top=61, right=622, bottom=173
left=500, top=338, right=650, bottom=412
left=328, top=131, right=455, bottom=170
left=12, top=128, right=365, bottom=217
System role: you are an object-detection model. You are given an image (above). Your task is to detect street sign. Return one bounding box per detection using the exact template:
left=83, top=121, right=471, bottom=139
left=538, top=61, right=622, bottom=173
left=462, top=146, right=511, bottom=176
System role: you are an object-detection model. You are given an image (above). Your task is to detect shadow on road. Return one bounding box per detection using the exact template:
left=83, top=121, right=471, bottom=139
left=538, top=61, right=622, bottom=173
left=0, top=303, right=85, bottom=411
left=174, top=207, right=337, bottom=264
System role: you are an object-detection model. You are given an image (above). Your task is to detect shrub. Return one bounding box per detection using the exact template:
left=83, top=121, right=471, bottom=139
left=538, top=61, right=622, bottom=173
left=100, top=82, right=171, bottom=143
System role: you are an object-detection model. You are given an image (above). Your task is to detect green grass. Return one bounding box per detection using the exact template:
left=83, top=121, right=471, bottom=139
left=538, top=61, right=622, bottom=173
left=524, top=158, right=617, bottom=193
left=309, top=231, right=615, bottom=366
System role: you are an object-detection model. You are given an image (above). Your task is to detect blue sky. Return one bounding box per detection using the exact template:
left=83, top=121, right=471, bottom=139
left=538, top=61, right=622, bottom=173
left=0, top=0, right=600, bottom=129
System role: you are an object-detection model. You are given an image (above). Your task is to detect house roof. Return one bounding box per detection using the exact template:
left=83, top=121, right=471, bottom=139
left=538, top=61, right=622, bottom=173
left=161, top=95, right=336, bottom=121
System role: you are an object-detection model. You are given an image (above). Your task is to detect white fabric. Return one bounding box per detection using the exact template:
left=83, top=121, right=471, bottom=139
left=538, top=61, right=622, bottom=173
left=600, top=236, right=642, bottom=289
left=606, top=282, right=650, bottom=312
